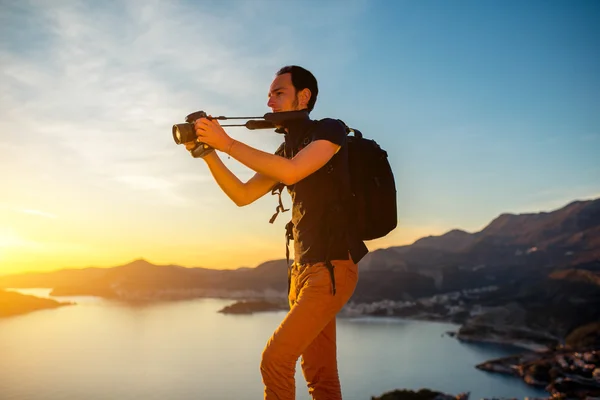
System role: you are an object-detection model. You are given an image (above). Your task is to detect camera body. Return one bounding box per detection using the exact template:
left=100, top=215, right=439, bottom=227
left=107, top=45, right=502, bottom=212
left=172, top=111, right=214, bottom=158
left=173, top=109, right=310, bottom=158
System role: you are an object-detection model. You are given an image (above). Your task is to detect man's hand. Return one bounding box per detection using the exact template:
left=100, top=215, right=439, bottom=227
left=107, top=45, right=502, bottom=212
left=184, top=141, right=197, bottom=151
left=194, top=117, right=234, bottom=153
left=184, top=140, right=216, bottom=159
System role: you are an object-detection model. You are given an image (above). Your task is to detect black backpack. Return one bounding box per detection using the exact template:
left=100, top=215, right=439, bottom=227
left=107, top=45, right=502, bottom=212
left=269, top=120, right=397, bottom=242
left=340, top=120, right=397, bottom=241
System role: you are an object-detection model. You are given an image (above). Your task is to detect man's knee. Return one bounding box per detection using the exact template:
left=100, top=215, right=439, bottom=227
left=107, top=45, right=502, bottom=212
left=260, top=344, right=276, bottom=373
left=260, top=341, right=291, bottom=375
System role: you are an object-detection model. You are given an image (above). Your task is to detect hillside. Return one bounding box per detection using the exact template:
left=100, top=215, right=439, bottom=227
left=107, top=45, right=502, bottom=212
left=0, top=289, right=72, bottom=318
left=1, top=198, right=598, bottom=300
left=0, top=198, right=598, bottom=343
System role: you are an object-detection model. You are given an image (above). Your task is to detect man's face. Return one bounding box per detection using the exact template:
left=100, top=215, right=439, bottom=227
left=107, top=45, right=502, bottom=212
left=267, top=73, right=308, bottom=112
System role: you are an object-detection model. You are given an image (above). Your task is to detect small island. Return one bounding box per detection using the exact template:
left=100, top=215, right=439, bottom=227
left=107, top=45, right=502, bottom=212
left=0, top=289, right=73, bottom=318
left=371, top=388, right=469, bottom=400
left=218, top=299, right=288, bottom=315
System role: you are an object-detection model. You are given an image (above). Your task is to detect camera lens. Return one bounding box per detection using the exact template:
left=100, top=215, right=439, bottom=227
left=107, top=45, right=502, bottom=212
left=172, top=125, right=182, bottom=144
left=172, top=123, right=196, bottom=144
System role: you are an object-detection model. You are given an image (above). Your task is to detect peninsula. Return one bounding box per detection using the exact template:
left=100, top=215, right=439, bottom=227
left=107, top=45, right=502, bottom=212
left=0, top=289, right=72, bottom=318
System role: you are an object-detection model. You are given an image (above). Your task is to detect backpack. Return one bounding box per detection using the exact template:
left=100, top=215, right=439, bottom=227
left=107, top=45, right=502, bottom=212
left=339, top=120, right=397, bottom=241
left=269, top=120, right=397, bottom=242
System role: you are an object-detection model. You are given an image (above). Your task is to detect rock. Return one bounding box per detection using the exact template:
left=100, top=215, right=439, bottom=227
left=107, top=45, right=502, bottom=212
left=218, top=300, right=287, bottom=314
left=523, top=362, right=552, bottom=386
left=370, top=388, right=469, bottom=400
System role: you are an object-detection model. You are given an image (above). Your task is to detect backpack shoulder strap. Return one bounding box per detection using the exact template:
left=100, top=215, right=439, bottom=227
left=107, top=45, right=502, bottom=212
left=269, top=182, right=288, bottom=224
left=269, top=142, right=289, bottom=224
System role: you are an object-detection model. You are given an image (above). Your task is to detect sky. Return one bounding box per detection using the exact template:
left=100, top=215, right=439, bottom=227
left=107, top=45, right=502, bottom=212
left=0, top=0, right=599, bottom=276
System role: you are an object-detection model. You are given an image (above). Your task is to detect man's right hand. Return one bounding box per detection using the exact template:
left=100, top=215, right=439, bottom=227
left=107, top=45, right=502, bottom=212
left=184, top=141, right=197, bottom=151
left=184, top=141, right=216, bottom=159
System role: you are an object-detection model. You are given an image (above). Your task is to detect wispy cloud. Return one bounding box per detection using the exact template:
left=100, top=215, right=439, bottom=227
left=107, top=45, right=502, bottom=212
left=0, top=0, right=365, bottom=209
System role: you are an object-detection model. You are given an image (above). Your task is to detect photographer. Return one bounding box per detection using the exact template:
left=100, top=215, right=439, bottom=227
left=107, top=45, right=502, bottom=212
left=185, top=65, right=368, bottom=400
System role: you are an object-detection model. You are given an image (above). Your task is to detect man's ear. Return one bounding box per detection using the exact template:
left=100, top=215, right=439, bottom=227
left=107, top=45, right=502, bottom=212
left=298, top=88, right=311, bottom=109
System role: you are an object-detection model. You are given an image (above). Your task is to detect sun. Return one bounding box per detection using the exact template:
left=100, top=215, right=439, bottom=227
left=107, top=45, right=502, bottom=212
left=0, top=229, right=28, bottom=249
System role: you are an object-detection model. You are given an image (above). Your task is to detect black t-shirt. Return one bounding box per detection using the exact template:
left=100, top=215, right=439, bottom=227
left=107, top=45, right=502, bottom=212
left=274, top=116, right=369, bottom=265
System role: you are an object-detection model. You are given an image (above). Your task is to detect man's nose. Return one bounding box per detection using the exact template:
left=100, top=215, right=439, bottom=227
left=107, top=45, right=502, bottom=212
left=267, top=97, right=275, bottom=108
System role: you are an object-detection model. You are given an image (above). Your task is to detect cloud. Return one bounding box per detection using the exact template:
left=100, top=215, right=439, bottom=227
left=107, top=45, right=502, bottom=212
left=0, top=0, right=367, bottom=212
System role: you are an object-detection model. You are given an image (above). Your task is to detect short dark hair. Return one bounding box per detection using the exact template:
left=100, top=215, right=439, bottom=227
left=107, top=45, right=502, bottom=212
left=276, top=65, right=319, bottom=112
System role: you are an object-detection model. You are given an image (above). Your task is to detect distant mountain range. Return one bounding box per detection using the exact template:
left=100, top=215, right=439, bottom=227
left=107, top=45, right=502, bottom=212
left=2, top=197, right=599, bottom=351
left=1, top=198, right=598, bottom=304
left=3, top=197, right=598, bottom=397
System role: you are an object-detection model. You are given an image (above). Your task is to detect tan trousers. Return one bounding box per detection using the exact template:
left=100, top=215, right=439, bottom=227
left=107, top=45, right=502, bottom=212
left=260, top=257, right=359, bottom=400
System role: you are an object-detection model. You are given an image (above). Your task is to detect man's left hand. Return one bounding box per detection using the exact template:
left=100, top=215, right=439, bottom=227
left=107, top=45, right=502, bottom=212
left=194, top=117, right=233, bottom=152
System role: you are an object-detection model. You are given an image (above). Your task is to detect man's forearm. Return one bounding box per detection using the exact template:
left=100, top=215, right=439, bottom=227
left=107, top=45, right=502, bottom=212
left=228, top=140, right=293, bottom=184
left=202, top=152, right=248, bottom=206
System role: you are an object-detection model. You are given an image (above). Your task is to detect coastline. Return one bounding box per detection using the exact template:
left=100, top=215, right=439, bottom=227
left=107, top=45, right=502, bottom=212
left=0, top=288, right=570, bottom=353
left=453, top=333, right=549, bottom=352
left=216, top=297, right=555, bottom=354
left=0, top=289, right=74, bottom=318
left=6, top=289, right=596, bottom=398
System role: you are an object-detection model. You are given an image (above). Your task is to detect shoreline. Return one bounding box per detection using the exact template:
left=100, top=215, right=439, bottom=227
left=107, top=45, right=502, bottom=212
left=0, top=289, right=561, bottom=352
left=0, top=289, right=74, bottom=318
left=455, top=334, right=549, bottom=352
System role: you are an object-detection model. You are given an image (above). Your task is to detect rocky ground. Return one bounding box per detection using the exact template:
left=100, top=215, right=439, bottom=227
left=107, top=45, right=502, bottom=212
left=369, top=388, right=553, bottom=400
left=371, top=389, right=469, bottom=400
left=476, top=347, right=600, bottom=399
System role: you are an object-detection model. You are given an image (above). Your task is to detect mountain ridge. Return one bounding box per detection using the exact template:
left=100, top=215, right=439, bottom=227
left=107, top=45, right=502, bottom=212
left=1, top=197, right=598, bottom=302
left=2, top=197, right=598, bottom=280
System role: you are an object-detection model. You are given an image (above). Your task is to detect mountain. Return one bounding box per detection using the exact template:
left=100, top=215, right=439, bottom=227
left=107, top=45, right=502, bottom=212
left=0, top=258, right=289, bottom=299
left=1, top=198, right=598, bottom=304
left=457, top=268, right=600, bottom=342
left=354, top=198, right=600, bottom=296
left=411, top=229, right=475, bottom=252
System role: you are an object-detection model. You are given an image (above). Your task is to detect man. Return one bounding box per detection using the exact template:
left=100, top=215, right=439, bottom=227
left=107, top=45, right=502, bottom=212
left=186, top=65, right=368, bottom=400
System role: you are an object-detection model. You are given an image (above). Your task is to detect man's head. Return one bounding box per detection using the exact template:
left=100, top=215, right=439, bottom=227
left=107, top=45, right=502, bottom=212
left=267, top=65, right=319, bottom=113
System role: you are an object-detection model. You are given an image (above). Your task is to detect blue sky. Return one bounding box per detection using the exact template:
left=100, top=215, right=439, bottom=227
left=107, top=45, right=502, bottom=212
left=0, top=0, right=598, bottom=274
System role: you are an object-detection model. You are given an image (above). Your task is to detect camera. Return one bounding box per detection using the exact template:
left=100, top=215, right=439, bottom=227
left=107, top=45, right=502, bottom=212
left=172, top=111, right=214, bottom=158
left=172, top=109, right=310, bottom=158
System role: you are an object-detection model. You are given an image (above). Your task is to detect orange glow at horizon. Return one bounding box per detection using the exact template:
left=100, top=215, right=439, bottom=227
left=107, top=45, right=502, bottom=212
left=0, top=223, right=447, bottom=276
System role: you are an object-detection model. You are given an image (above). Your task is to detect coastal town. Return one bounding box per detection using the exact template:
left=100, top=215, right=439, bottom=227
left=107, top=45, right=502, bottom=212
left=341, top=285, right=500, bottom=322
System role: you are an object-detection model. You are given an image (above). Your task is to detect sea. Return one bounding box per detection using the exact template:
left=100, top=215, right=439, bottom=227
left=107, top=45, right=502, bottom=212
left=0, top=289, right=548, bottom=400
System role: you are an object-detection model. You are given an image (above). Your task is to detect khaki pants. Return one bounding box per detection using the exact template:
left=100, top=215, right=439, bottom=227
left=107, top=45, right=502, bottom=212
left=260, top=257, right=359, bottom=400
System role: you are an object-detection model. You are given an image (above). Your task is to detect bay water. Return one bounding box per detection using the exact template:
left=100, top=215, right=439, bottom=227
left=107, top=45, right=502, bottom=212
left=0, top=289, right=548, bottom=399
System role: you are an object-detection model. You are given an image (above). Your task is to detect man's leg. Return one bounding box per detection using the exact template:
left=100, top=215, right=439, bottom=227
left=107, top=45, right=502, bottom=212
left=260, top=259, right=358, bottom=400
left=300, top=318, right=341, bottom=399
left=300, top=259, right=358, bottom=400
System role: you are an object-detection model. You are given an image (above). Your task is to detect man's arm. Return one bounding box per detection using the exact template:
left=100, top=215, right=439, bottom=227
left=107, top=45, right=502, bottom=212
left=227, top=139, right=339, bottom=186
left=201, top=151, right=278, bottom=207
left=193, top=118, right=340, bottom=186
